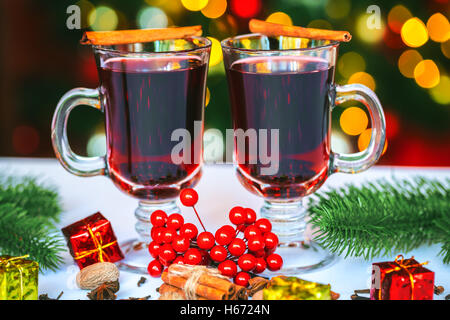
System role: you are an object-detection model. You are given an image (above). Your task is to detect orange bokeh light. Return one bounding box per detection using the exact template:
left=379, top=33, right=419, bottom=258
left=340, top=107, right=369, bottom=136
left=414, top=59, right=440, bottom=88
left=358, top=128, right=387, bottom=155
left=401, top=17, right=429, bottom=47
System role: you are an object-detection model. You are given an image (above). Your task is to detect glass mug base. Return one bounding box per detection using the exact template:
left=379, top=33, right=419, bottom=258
left=260, top=200, right=336, bottom=275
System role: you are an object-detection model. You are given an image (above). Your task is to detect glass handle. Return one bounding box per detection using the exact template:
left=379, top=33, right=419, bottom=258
left=51, top=88, right=106, bottom=176
left=330, top=84, right=386, bottom=174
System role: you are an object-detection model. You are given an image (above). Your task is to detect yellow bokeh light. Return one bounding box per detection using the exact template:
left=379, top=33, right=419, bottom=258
left=205, top=87, right=211, bottom=107
left=430, top=75, right=450, bottom=105
left=441, top=40, right=450, bottom=58
left=358, top=128, right=387, bottom=154
left=427, top=13, right=450, bottom=43
left=414, top=59, right=440, bottom=88
left=348, top=72, right=376, bottom=91
left=387, top=5, right=412, bottom=34
left=201, top=0, right=227, bottom=19
left=307, top=19, right=333, bottom=30
left=401, top=18, right=428, bottom=48
left=337, top=52, right=366, bottom=78
left=355, top=14, right=385, bottom=44
left=207, top=37, right=223, bottom=67
left=398, top=50, right=423, bottom=78
left=266, top=12, right=293, bottom=26
left=325, top=0, right=351, bottom=20
left=340, top=107, right=369, bottom=136
left=89, top=6, right=119, bottom=31
left=181, top=0, right=209, bottom=11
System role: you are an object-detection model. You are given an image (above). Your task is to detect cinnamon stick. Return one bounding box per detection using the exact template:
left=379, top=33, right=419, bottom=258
left=158, top=284, right=207, bottom=300
left=81, top=25, right=203, bottom=46
left=249, top=19, right=351, bottom=42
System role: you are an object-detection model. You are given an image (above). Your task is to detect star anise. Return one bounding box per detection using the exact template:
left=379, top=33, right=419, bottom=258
left=87, top=281, right=120, bottom=300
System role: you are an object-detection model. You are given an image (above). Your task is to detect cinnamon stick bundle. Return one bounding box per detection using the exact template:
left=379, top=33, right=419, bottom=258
left=249, top=19, right=351, bottom=42
left=81, top=25, right=202, bottom=46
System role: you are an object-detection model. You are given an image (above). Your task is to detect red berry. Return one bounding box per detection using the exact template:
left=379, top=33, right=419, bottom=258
left=179, top=223, right=198, bottom=240
left=148, top=241, right=161, bottom=258
left=254, top=257, right=267, bottom=273
left=172, top=255, right=185, bottom=265
left=161, top=227, right=177, bottom=244
left=209, top=245, right=228, bottom=262
left=151, top=227, right=165, bottom=244
left=263, top=232, right=279, bottom=250
left=266, top=253, right=283, bottom=271
left=236, top=224, right=246, bottom=233
left=166, top=213, right=184, bottom=230
left=228, top=238, right=246, bottom=257
left=265, top=247, right=276, bottom=257
left=197, top=231, right=215, bottom=250
left=234, top=272, right=250, bottom=287
left=147, top=259, right=164, bottom=277
left=238, top=253, right=256, bottom=272
left=150, top=210, right=167, bottom=227
left=159, top=244, right=176, bottom=263
left=229, top=206, right=246, bottom=225
left=244, top=225, right=261, bottom=239
left=215, top=225, right=235, bottom=246
left=199, top=249, right=211, bottom=266
left=180, top=188, right=198, bottom=207
left=172, top=235, right=190, bottom=253
left=218, top=260, right=238, bottom=278
left=183, top=248, right=202, bottom=265
left=255, top=218, right=272, bottom=233
left=247, top=235, right=265, bottom=252
left=244, top=208, right=257, bottom=224
left=252, top=248, right=266, bottom=258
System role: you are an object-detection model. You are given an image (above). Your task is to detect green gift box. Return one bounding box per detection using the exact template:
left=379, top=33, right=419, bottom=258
left=0, top=255, right=39, bottom=300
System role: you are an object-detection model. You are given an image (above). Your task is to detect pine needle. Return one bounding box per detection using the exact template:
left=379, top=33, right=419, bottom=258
left=309, top=177, right=450, bottom=262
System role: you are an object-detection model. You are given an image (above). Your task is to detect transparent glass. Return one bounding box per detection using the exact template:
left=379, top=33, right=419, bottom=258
left=222, top=34, right=386, bottom=274
left=52, top=37, right=211, bottom=273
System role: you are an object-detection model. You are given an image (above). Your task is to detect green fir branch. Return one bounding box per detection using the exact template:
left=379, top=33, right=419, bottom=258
left=0, top=176, right=64, bottom=271
left=309, top=177, right=450, bottom=262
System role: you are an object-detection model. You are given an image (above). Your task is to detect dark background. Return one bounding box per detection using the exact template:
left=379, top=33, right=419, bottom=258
left=1, top=0, right=449, bottom=166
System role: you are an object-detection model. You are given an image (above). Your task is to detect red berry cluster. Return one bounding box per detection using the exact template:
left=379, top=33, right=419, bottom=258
left=147, top=189, right=283, bottom=288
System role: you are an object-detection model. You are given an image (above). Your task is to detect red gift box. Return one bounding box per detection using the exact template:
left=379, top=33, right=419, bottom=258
left=62, top=212, right=124, bottom=269
left=370, top=255, right=434, bottom=300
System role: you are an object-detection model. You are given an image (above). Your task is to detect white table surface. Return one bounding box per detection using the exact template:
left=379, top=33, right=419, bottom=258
left=0, top=157, right=449, bottom=300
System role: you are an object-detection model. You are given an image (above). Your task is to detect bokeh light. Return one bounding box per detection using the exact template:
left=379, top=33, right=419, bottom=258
left=426, top=13, right=450, bottom=43
left=387, top=5, right=412, bottom=34
left=205, top=87, right=211, bottom=107
left=137, top=7, right=168, bottom=29
left=398, top=50, right=423, bottom=78
left=414, top=59, right=440, bottom=88
left=325, top=0, right=351, bottom=20
left=401, top=18, right=428, bottom=48
left=307, top=19, right=333, bottom=30
left=207, top=37, right=223, bottom=67
left=429, top=75, right=450, bottom=104
left=230, top=0, right=261, bottom=19
left=89, top=6, right=118, bottom=31
left=331, top=131, right=352, bottom=154
left=337, top=52, right=366, bottom=78
left=201, top=0, right=227, bottom=19
left=355, top=14, right=385, bottom=44
left=181, top=0, right=209, bottom=11
left=441, top=40, right=450, bottom=58
left=265, top=12, right=293, bottom=26
left=358, top=128, right=387, bottom=155
left=87, top=133, right=106, bottom=157
left=340, top=107, right=369, bottom=136
left=12, top=125, right=39, bottom=155
left=348, top=72, right=376, bottom=91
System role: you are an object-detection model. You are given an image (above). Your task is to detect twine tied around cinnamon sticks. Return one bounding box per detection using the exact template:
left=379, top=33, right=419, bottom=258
left=159, top=264, right=248, bottom=300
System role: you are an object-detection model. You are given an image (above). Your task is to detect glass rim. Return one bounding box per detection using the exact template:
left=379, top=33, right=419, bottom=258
left=221, top=33, right=340, bottom=53
left=92, top=36, right=212, bottom=55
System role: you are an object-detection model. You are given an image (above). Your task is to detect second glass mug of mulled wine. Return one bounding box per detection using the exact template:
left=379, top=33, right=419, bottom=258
left=222, top=34, right=386, bottom=274
left=52, top=37, right=211, bottom=273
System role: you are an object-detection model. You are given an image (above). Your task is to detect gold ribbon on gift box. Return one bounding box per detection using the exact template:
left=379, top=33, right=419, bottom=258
left=0, top=254, right=30, bottom=299
left=381, top=254, right=428, bottom=300
left=74, top=224, right=117, bottom=262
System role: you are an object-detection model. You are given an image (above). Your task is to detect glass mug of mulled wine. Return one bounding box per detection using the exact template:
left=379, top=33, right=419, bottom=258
left=222, top=34, right=386, bottom=274
left=52, top=37, right=211, bottom=272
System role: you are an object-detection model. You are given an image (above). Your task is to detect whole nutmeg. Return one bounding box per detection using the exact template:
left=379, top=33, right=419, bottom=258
left=76, top=262, right=120, bottom=289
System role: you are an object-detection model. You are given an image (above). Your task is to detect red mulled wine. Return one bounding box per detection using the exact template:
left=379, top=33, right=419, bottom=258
left=226, top=56, right=334, bottom=200
left=99, top=56, right=206, bottom=200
